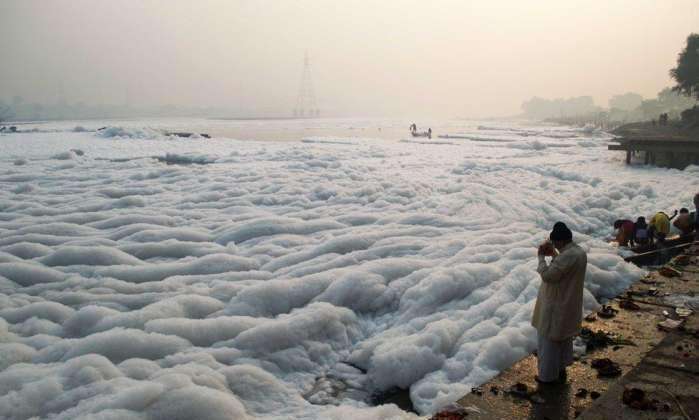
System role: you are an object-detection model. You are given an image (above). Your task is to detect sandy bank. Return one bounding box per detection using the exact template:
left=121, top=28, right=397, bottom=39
left=447, top=239, right=699, bottom=420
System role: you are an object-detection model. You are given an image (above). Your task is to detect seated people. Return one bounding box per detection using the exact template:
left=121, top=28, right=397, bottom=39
left=633, top=217, right=649, bottom=246
left=613, top=219, right=636, bottom=247
left=673, top=208, right=695, bottom=235
left=633, top=216, right=650, bottom=245
left=649, top=210, right=678, bottom=243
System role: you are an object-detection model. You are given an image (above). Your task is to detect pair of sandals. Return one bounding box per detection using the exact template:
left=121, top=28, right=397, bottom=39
left=597, top=305, right=618, bottom=319
left=591, top=358, right=622, bottom=377
left=536, top=358, right=621, bottom=385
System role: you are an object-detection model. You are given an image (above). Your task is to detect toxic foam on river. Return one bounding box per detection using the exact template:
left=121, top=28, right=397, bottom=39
left=0, top=119, right=695, bottom=419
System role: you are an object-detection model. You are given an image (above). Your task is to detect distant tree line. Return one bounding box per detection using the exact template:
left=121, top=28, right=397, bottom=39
left=0, top=96, right=225, bottom=123
left=635, top=88, right=697, bottom=122
left=521, top=96, right=601, bottom=120
left=521, top=89, right=696, bottom=124
left=522, top=33, right=699, bottom=127
left=670, top=33, right=699, bottom=126
left=671, top=33, right=699, bottom=100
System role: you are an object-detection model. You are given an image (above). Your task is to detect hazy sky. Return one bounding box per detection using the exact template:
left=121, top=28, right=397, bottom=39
left=1, top=0, right=697, bottom=117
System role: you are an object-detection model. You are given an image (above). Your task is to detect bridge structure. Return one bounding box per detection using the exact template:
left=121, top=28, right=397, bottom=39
left=608, top=136, right=699, bottom=168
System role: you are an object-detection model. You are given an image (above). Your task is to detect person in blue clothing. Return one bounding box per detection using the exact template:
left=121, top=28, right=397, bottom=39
left=633, top=217, right=649, bottom=246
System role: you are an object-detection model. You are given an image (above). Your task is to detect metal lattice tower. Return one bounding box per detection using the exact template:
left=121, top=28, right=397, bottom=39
left=293, top=52, right=319, bottom=117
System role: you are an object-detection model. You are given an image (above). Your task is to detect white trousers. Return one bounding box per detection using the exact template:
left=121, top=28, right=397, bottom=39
left=537, top=333, right=573, bottom=382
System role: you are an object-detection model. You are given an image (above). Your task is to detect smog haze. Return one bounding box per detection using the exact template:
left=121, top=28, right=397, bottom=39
left=1, top=0, right=697, bottom=117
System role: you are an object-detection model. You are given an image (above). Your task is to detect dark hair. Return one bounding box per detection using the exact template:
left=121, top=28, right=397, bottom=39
left=613, top=220, right=623, bottom=229
left=550, top=222, right=573, bottom=241
left=680, top=208, right=689, bottom=213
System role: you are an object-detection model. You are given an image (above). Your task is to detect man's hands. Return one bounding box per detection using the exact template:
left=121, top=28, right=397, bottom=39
left=538, top=241, right=555, bottom=257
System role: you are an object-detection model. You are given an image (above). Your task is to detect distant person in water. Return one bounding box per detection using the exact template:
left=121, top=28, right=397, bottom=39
left=613, top=219, right=635, bottom=247
left=532, top=222, right=587, bottom=384
left=649, top=210, right=678, bottom=243
left=673, top=208, right=695, bottom=235
left=633, top=217, right=649, bottom=246
left=409, top=123, right=417, bottom=133
left=427, top=128, right=432, bottom=139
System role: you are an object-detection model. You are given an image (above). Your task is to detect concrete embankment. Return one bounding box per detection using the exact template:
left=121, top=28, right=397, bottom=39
left=443, top=240, right=699, bottom=420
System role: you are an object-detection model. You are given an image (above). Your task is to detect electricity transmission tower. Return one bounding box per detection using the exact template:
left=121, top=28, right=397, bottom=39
left=293, top=52, right=319, bottom=117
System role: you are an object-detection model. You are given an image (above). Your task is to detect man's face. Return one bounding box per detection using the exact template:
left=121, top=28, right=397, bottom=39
left=552, top=240, right=566, bottom=250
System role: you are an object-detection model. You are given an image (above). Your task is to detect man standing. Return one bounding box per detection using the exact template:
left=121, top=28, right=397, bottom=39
left=532, top=222, right=588, bottom=384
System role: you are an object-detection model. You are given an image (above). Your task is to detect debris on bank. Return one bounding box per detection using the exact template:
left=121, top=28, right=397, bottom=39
left=453, top=239, right=699, bottom=419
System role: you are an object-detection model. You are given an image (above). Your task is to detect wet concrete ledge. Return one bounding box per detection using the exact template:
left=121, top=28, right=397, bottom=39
left=449, top=240, right=699, bottom=420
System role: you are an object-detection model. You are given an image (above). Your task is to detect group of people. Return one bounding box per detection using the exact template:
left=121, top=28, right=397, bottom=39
left=409, top=123, right=432, bottom=139
left=651, top=113, right=670, bottom=126
left=613, top=195, right=699, bottom=247
left=531, top=192, right=699, bottom=385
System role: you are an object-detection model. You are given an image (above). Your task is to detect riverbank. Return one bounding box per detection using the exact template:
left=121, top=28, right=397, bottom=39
left=444, top=239, right=699, bottom=419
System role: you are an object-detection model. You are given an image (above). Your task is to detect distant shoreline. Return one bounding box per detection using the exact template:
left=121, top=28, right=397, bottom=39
left=209, top=116, right=324, bottom=121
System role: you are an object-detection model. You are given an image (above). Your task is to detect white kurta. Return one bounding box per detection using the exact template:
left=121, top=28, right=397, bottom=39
left=537, top=333, right=573, bottom=382
left=531, top=241, right=587, bottom=341
left=531, top=241, right=587, bottom=382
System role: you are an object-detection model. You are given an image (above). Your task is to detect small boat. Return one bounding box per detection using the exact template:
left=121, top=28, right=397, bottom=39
left=623, top=233, right=695, bottom=265
left=628, top=233, right=695, bottom=254
left=411, top=131, right=430, bottom=138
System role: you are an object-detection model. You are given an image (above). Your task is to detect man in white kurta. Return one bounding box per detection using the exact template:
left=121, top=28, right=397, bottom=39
left=532, top=222, right=587, bottom=383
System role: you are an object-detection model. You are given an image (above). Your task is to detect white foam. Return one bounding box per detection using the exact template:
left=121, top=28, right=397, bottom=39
left=0, top=119, right=691, bottom=418
left=96, top=126, right=164, bottom=139
left=155, top=153, right=217, bottom=165
left=39, top=246, right=145, bottom=266
left=51, top=150, right=78, bottom=160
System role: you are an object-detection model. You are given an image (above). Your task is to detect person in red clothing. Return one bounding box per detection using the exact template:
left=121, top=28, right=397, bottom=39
left=613, top=219, right=636, bottom=247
